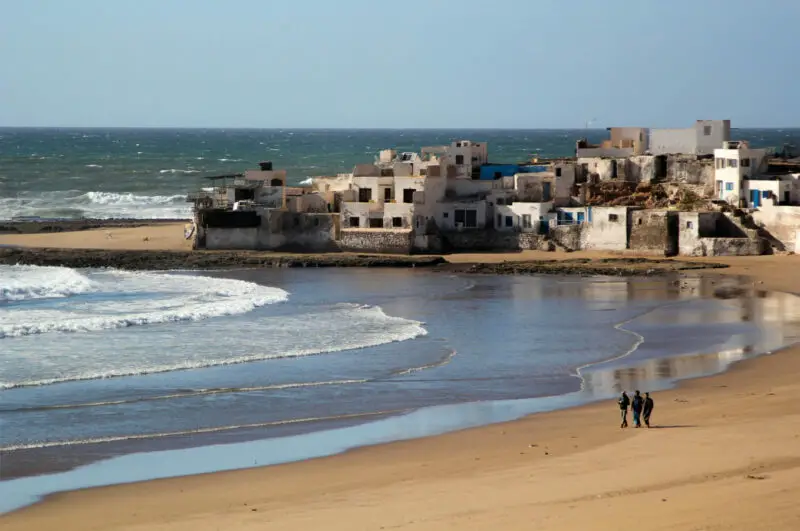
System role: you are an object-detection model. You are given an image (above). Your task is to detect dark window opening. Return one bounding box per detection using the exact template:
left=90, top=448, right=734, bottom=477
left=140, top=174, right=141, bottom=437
left=742, top=158, right=750, bottom=167
left=505, top=216, right=513, bottom=227
left=496, top=197, right=505, bottom=205
left=494, top=171, right=502, bottom=179
left=784, top=191, right=791, bottom=203
left=384, top=188, right=392, bottom=201
left=234, top=188, right=255, bottom=202
left=392, top=217, right=403, bottom=228
left=443, top=212, right=449, bottom=218
left=369, top=218, right=383, bottom=228
left=465, top=209, right=477, bottom=228
left=455, top=210, right=465, bottom=224
left=358, top=188, right=372, bottom=202
left=455, top=154, right=464, bottom=165
left=555, top=167, right=562, bottom=177
left=270, top=178, right=283, bottom=186
left=703, top=125, right=712, bottom=136
left=608, top=214, right=619, bottom=222
left=403, top=188, right=415, bottom=203
left=349, top=217, right=360, bottom=227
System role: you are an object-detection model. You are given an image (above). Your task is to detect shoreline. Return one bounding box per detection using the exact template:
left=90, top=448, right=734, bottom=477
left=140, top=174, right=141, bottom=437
left=1, top=277, right=777, bottom=508
left=3, top=227, right=800, bottom=530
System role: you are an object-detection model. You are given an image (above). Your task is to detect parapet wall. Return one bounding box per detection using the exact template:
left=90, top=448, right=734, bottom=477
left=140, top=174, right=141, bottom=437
left=435, top=230, right=551, bottom=252
left=338, top=229, right=414, bottom=254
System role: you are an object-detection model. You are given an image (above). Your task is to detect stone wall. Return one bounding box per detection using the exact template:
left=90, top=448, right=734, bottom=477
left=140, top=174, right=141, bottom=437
left=198, top=210, right=338, bottom=252
left=549, top=225, right=584, bottom=251
left=629, top=210, right=677, bottom=255
left=665, top=156, right=714, bottom=190
left=435, top=230, right=551, bottom=252
left=752, top=206, right=800, bottom=252
left=338, top=229, right=414, bottom=254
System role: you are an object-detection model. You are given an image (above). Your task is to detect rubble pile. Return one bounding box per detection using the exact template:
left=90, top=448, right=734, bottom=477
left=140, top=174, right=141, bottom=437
left=585, top=181, right=712, bottom=210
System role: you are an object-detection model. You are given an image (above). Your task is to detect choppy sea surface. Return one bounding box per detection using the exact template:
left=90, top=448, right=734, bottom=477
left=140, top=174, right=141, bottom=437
left=1, top=128, right=798, bottom=220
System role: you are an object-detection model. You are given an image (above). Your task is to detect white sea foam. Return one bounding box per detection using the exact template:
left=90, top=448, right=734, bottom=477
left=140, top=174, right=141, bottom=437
left=0, top=294, right=426, bottom=389
left=0, top=268, right=288, bottom=340
left=0, top=265, right=95, bottom=303
left=159, top=168, right=199, bottom=174
left=0, top=190, right=192, bottom=220
left=217, top=158, right=243, bottom=162
left=299, top=177, right=313, bottom=185
left=85, top=164, right=103, bottom=168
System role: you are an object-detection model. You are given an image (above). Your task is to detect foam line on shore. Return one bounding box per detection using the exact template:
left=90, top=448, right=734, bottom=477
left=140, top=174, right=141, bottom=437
left=0, top=409, right=412, bottom=452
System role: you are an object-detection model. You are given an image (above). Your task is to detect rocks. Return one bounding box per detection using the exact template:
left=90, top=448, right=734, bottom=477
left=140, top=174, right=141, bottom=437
left=0, top=248, right=446, bottom=271
left=461, top=258, right=728, bottom=277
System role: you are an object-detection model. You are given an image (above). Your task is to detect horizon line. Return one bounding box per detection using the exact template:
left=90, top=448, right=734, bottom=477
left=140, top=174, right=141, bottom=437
left=2, top=125, right=799, bottom=131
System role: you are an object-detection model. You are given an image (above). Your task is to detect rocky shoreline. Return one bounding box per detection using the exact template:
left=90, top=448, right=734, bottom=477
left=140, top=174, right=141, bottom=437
left=0, top=248, right=446, bottom=270
left=453, top=257, right=728, bottom=277
left=0, top=248, right=728, bottom=275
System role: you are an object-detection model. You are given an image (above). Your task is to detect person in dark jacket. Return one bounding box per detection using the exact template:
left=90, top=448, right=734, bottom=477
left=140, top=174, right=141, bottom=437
left=631, top=390, right=644, bottom=428
left=618, top=392, right=630, bottom=428
left=643, top=392, right=654, bottom=428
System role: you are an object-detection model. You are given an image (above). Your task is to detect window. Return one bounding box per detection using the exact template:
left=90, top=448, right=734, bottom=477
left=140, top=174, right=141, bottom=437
left=443, top=212, right=449, bottom=218
left=494, top=171, right=502, bottom=179
left=728, top=159, right=738, bottom=169
left=715, top=158, right=724, bottom=169
left=455, top=154, right=464, bottom=165
left=726, top=182, right=734, bottom=191
left=392, top=217, right=403, bottom=228
left=686, top=221, right=693, bottom=229
left=403, top=188, right=415, bottom=203
left=496, top=197, right=504, bottom=205
left=384, top=187, right=392, bottom=201
left=522, top=214, right=532, bottom=228
left=455, top=209, right=465, bottom=224
left=358, top=188, right=372, bottom=202
left=456, top=142, right=461, bottom=148
left=505, top=216, right=513, bottom=227
left=349, top=217, right=360, bottom=228
left=608, top=214, right=619, bottom=222
left=742, top=158, right=750, bottom=168
left=465, top=209, right=477, bottom=228
left=368, top=218, right=383, bottom=228
left=762, top=191, right=770, bottom=199
left=638, top=218, right=643, bottom=225
left=555, top=167, right=562, bottom=177
left=703, top=125, right=712, bottom=136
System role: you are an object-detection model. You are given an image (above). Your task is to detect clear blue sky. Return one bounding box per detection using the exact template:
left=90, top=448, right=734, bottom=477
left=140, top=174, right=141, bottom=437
left=2, top=0, right=798, bottom=129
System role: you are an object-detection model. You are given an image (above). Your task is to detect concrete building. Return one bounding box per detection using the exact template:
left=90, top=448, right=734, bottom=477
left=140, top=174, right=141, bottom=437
left=650, top=120, right=731, bottom=156
left=576, top=127, right=649, bottom=158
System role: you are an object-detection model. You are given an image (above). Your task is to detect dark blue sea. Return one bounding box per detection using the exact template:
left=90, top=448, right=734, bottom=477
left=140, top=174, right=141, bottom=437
left=1, top=128, right=798, bottom=219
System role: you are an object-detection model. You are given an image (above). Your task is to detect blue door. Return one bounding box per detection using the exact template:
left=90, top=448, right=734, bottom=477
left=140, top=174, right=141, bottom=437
left=751, top=189, right=760, bottom=207
left=577, top=212, right=585, bottom=224
left=543, top=182, right=551, bottom=201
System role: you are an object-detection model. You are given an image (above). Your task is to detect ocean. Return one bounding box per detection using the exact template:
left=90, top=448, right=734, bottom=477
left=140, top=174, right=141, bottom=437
left=3, top=264, right=800, bottom=512
left=3, top=128, right=800, bottom=511
left=1, top=127, right=799, bottom=220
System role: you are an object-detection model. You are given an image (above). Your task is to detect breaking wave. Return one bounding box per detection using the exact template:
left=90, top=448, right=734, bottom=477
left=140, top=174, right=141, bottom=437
left=159, top=168, right=199, bottom=174
left=0, top=267, right=288, bottom=340
left=0, top=265, right=95, bottom=303
left=0, top=190, right=191, bottom=220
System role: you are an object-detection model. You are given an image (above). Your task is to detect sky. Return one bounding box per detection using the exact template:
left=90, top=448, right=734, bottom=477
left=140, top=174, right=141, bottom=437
left=1, top=0, right=799, bottom=129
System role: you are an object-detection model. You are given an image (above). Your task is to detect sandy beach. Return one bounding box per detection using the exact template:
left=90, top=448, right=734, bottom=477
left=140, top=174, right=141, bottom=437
left=3, top=225, right=800, bottom=530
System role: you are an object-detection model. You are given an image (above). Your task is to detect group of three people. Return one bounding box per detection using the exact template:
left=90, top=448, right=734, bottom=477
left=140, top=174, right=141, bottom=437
left=618, top=390, right=654, bottom=428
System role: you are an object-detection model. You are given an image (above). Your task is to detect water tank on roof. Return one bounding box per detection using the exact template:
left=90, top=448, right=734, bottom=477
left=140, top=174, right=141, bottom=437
left=259, top=161, right=273, bottom=171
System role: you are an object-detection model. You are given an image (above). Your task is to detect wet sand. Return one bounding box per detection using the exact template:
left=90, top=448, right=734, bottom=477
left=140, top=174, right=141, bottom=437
left=2, top=225, right=800, bottom=530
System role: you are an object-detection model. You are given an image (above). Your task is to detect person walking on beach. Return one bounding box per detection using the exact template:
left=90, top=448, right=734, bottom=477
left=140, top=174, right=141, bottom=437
left=631, top=390, right=644, bottom=428
left=618, top=391, right=630, bottom=428
left=643, top=392, right=654, bottom=428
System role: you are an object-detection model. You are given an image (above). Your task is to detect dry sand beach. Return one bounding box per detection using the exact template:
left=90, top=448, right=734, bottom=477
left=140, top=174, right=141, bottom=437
left=2, top=224, right=800, bottom=530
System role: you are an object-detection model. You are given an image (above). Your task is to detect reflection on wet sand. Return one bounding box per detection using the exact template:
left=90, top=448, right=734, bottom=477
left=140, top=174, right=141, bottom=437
left=581, top=284, right=800, bottom=397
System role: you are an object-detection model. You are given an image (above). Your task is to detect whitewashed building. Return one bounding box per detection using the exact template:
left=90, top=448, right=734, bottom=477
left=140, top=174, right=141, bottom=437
left=650, top=120, right=731, bottom=156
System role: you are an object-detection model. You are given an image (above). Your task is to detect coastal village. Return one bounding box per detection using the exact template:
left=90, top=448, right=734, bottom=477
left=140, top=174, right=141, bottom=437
left=187, top=120, right=800, bottom=257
